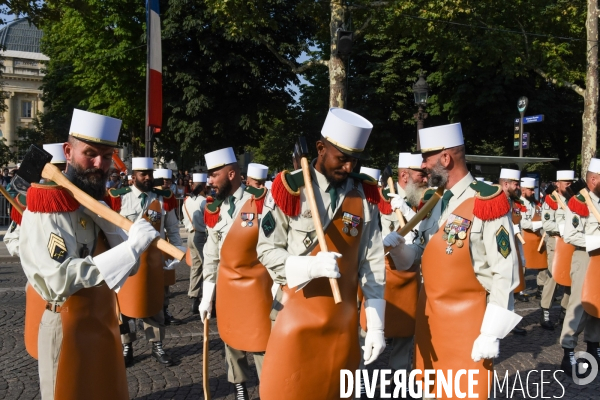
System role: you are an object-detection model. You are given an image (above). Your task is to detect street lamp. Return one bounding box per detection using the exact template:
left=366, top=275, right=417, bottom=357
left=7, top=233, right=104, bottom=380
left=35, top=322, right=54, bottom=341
left=413, top=71, right=430, bottom=150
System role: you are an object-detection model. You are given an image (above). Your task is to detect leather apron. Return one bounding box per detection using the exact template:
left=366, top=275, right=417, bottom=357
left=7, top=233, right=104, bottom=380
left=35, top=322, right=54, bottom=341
left=415, top=198, right=492, bottom=399
left=117, top=200, right=164, bottom=318
left=552, top=237, right=574, bottom=287
left=359, top=257, right=419, bottom=338
left=54, top=231, right=129, bottom=400
left=511, top=204, right=526, bottom=293
left=522, top=205, right=547, bottom=269
left=582, top=249, right=600, bottom=317
left=216, top=196, right=273, bottom=352
left=24, top=283, right=46, bottom=359
left=260, top=190, right=363, bottom=400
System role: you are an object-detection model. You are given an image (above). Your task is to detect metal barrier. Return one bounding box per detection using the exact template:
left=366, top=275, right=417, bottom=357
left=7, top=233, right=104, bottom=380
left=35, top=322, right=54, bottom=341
left=0, top=195, right=11, bottom=226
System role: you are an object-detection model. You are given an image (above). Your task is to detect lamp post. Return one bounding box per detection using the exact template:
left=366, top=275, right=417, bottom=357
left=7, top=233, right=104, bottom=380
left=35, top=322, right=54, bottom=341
left=413, top=71, right=430, bottom=150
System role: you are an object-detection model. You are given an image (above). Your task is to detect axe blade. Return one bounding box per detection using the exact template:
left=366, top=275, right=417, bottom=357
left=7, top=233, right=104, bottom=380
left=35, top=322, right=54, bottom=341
left=382, top=165, right=393, bottom=187
left=12, top=145, right=53, bottom=193
left=544, top=182, right=557, bottom=196
left=567, top=178, right=587, bottom=197
left=298, top=137, right=309, bottom=157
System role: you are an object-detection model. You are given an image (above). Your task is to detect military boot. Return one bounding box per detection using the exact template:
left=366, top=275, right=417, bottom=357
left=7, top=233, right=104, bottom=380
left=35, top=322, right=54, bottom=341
left=164, top=306, right=182, bottom=326
left=152, top=341, right=173, bottom=366
left=560, top=347, right=576, bottom=378
left=540, top=308, right=554, bottom=330
left=123, top=343, right=134, bottom=367
left=234, top=383, right=249, bottom=400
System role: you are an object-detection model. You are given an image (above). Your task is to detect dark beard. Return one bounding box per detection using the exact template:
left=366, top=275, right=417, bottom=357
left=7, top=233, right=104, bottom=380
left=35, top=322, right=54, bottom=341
left=215, top=179, right=233, bottom=201
left=134, top=179, right=153, bottom=192
left=316, top=157, right=347, bottom=188
left=65, top=163, right=108, bottom=200
left=525, top=194, right=536, bottom=203
left=429, top=159, right=448, bottom=188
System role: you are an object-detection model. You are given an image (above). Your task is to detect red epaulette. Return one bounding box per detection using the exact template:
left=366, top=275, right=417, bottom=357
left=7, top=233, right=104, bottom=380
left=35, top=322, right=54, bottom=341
left=27, top=183, right=79, bottom=213
left=544, top=194, right=558, bottom=210
left=162, top=192, right=178, bottom=212
left=377, top=188, right=393, bottom=215
left=104, top=190, right=122, bottom=212
left=10, top=194, right=26, bottom=225
left=472, top=184, right=511, bottom=221
left=204, top=200, right=222, bottom=228
left=568, top=194, right=589, bottom=217
left=271, top=171, right=301, bottom=217
left=361, top=179, right=381, bottom=205
left=245, top=186, right=267, bottom=215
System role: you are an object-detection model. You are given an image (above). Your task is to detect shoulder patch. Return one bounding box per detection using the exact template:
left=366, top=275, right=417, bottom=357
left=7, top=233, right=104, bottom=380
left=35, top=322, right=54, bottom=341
left=27, top=183, right=80, bottom=213
left=572, top=215, right=580, bottom=228
left=108, top=187, right=131, bottom=197
left=470, top=181, right=502, bottom=198
left=152, top=188, right=173, bottom=199
left=495, top=226, right=511, bottom=259
left=48, top=232, right=68, bottom=263
left=245, top=185, right=267, bottom=199
left=261, top=210, right=276, bottom=237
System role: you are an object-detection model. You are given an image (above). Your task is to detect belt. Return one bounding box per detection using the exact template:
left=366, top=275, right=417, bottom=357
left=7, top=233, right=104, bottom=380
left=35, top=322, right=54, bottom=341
left=574, top=246, right=586, bottom=252
left=45, top=302, right=66, bottom=313
left=548, top=232, right=560, bottom=237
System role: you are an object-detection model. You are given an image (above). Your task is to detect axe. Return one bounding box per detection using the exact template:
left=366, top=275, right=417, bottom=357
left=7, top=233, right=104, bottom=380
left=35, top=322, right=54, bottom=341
left=567, top=179, right=600, bottom=222
left=295, top=137, right=342, bottom=304
left=203, top=317, right=211, bottom=400
left=15, top=145, right=185, bottom=261
left=544, top=183, right=568, bottom=211
left=0, top=186, right=23, bottom=215
left=382, top=165, right=406, bottom=229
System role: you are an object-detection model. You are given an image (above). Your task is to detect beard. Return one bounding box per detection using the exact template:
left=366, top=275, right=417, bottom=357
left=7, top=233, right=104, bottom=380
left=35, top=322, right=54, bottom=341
left=134, top=179, right=153, bottom=192
left=214, top=179, right=233, bottom=201
left=316, top=157, right=347, bottom=188
left=507, top=187, right=519, bottom=199
left=428, top=159, right=449, bottom=188
left=524, top=193, right=536, bottom=202
left=65, top=163, right=109, bottom=200
left=592, top=183, right=600, bottom=199
left=405, top=176, right=427, bottom=207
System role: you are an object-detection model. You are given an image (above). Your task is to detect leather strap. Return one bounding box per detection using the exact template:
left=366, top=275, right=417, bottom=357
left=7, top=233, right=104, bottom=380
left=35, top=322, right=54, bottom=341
left=183, top=200, right=195, bottom=233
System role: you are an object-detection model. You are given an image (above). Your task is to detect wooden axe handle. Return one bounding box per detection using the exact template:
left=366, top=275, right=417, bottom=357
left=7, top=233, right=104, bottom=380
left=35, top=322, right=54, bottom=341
left=41, top=163, right=185, bottom=261
left=555, top=194, right=568, bottom=212
left=0, top=185, right=23, bottom=215
left=516, top=232, right=525, bottom=245
left=300, top=157, right=342, bottom=304
left=387, top=177, right=406, bottom=229
left=537, top=231, right=546, bottom=252
left=203, top=317, right=211, bottom=400
left=578, top=189, right=600, bottom=225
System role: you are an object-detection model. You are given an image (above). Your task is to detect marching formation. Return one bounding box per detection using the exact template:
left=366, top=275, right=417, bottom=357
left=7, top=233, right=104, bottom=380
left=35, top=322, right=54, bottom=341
left=4, top=106, right=600, bottom=400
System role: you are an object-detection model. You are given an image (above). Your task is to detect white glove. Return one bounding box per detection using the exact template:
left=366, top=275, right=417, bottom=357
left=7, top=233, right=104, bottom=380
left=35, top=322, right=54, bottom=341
left=586, top=235, right=600, bottom=252
left=383, top=231, right=405, bottom=248
left=471, top=304, right=522, bottom=362
left=199, top=281, right=216, bottom=323
left=363, top=299, right=386, bottom=365
left=164, top=259, right=179, bottom=270
left=389, top=193, right=407, bottom=212
left=285, top=252, right=341, bottom=289
left=128, top=219, right=160, bottom=257
left=531, top=221, right=543, bottom=232
left=512, top=224, right=521, bottom=235
left=385, top=235, right=417, bottom=271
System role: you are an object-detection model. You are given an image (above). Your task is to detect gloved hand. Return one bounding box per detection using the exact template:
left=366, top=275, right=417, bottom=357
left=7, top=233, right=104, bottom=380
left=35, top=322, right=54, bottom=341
left=199, top=281, right=216, bottom=323
left=363, top=299, right=386, bottom=365
left=128, top=219, right=160, bottom=257
left=512, top=224, right=521, bottom=235
left=470, top=303, right=522, bottom=362
left=531, top=221, right=543, bottom=232
left=385, top=233, right=416, bottom=271
left=383, top=231, right=405, bottom=248
left=285, top=252, right=342, bottom=289
left=388, top=194, right=417, bottom=220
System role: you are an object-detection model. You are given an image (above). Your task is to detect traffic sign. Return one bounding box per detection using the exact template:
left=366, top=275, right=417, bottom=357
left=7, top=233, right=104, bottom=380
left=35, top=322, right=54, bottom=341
left=522, top=132, right=529, bottom=149
left=522, top=115, right=544, bottom=124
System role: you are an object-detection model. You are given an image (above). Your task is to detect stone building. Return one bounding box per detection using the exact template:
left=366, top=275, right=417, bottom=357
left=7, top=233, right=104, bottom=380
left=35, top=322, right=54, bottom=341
left=0, top=18, right=47, bottom=149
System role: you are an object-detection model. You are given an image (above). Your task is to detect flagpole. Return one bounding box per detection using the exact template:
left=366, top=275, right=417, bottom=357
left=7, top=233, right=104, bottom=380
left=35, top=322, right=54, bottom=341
left=145, top=0, right=153, bottom=158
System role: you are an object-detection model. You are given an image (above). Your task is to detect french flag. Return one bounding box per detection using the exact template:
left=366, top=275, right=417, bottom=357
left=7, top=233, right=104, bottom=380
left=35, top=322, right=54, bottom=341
left=146, top=0, right=162, bottom=130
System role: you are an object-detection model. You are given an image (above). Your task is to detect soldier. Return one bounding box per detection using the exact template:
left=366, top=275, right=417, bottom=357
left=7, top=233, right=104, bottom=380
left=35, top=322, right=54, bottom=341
left=19, top=109, right=158, bottom=399
left=385, top=123, right=521, bottom=397
left=539, top=171, right=573, bottom=330
left=560, top=159, right=600, bottom=373
left=246, top=163, right=268, bottom=189
left=106, top=158, right=183, bottom=367
left=256, top=108, right=386, bottom=400
left=198, top=147, right=272, bottom=400
left=183, top=172, right=208, bottom=314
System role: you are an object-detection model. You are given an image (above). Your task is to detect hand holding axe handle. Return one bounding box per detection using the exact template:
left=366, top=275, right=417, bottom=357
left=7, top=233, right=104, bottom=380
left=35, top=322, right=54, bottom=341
left=297, top=138, right=342, bottom=304
left=382, top=165, right=405, bottom=229
left=17, top=145, right=185, bottom=261
left=545, top=183, right=568, bottom=211
left=568, top=179, right=600, bottom=224
left=203, top=317, right=211, bottom=400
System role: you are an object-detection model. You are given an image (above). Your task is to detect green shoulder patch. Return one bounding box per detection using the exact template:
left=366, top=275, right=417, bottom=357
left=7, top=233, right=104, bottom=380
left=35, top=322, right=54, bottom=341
left=349, top=172, right=378, bottom=185
left=47, top=232, right=68, bottom=263
left=16, top=193, right=27, bottom=207
left=245, top=185, right=267, bottom=199
left=108, top=186, right=131, bottom=197
left=495, top=226, right=511, bottom=259
left=283, top=169, right=305, bottom=193
left=381, top=187, right=391, bottom=201
left=544, top=212, right=551, bottom=221
left=422, top=188, right=437, bottom=202
left=152, top=188, right=173, bottom=198
left=572, top=215, right=580, bottom=228
left=470, top=180, right=502, bottom=199
left=262, top=210, right=276, bottom=237
left=206, top=198, right=224, bottom=214
left=576, top=193, right=586, bottom=203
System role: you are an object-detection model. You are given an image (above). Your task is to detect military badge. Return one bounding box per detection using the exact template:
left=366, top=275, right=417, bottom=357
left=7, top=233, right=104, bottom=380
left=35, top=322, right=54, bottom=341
left=145, top=209, right=161, bottom=224
left=443, top=213, right=471, bottom=255
left=240, top=212, right=255, bottom=227
left=303, top=233, right=313, bottom=248
left=262, top=211, right=276, bottom=237
left=495, top=226, right=511, bottom=259
left=544, top=213, right=550, bottom=221
left=79, top=218, right=87, bottom=229
left=302, top=209, right=312, bottom=219
left=48, top=233, right=68, bottom=263
left=572, top=216, right=580, bottom=228
left=342, top=212, right=361, bottom=236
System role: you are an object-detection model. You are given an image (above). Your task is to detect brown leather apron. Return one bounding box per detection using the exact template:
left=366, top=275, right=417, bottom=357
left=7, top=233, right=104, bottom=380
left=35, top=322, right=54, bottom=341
left=552, top=237, right=574, bottom=287
left=522, top=205, right=547, bottom=269
left=260, top=190, right=363, bottom=400
left=582, top=249, right=600, bottom=317
left=117, top=200, right=164, bottom=317
left=512, top=203, right=526, bottom=292
left=54, top=231, right=129, bottom=400
left=359, top=257, right=419, bottom=338
left=216, top=196, right=273, bottom=352
left=415, top=198, right=492, bottom=399
left=24, top=283, right=46, bottom=359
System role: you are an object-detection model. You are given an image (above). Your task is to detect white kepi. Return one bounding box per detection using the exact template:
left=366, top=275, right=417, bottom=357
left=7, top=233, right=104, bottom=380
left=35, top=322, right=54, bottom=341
left=154, top=168, right=172, bottom=179
left=520, top=177, right=536, bottom=188
left=589, top=158, right=600, bottom=174
left=500, top=168, right=520, bottom=181
left=205, top=147, right=237, bottom=171
left=556, top=170, right=575, bottom=181
left=247, top=163, right=268, bottom=180
left=419, top=123, right=464, bottom=153
left=359, top=167, right=381, bottom=182
left=132, top=157, right=154, bottom=171
left=43, top=143, right=66, bottom=164
left=321, top=108, right=373, bottom=159
left=398, top=153, right=424, bottom=170
left=193, top=173, right=207, bottom=183
left=69, top=109, right=122, bottom=147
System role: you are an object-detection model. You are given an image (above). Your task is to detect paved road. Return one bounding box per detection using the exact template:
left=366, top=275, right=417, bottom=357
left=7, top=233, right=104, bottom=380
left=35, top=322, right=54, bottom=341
left=1, top=249, right=599, bottom=398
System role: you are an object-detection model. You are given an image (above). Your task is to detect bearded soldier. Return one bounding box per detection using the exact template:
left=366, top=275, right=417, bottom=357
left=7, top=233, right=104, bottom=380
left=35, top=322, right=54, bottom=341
left=19, top=109, right=159, bottom=399
left=257, top=108, right=386, bottom=400
left=198, top=147, right=272, bottom=400
left=385, top=123, right=521, bottom=398
left=539, top=171, right=574, bottom=330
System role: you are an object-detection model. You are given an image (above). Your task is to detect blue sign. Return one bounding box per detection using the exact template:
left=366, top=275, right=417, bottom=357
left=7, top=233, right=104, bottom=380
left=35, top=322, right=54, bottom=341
left=522, top=132, right=529, bottom=149
left=522, top=115, right=544, bottom=124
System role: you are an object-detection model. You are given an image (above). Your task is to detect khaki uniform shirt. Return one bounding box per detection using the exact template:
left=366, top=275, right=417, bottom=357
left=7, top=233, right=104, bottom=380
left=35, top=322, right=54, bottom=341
left=520, top=196, right=539, bottom=231
left=182, top=194, right=207, bottom=233
left=563, top=191, right=600, bottom=248
left=256, top=165, right=385, bottom=301
left=542, top=193, right=567, bottom=234
left=409, top=173, right=519, bottom=309
left=119, top=185, right=182, bottom=246
left=202, top=185, right=252, bottom=283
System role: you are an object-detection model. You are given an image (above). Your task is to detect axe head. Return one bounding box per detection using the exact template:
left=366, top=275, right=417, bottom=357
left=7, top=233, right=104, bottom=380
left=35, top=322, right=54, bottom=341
left=292, top=137, right=309, bottom=170
left=11, top=145, right=53, bottom=194
left=543, top=182, right=557, bottom=196
left=566, top=178, right=587, bottom=197
left=382, top=165, right=393, bottom=187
